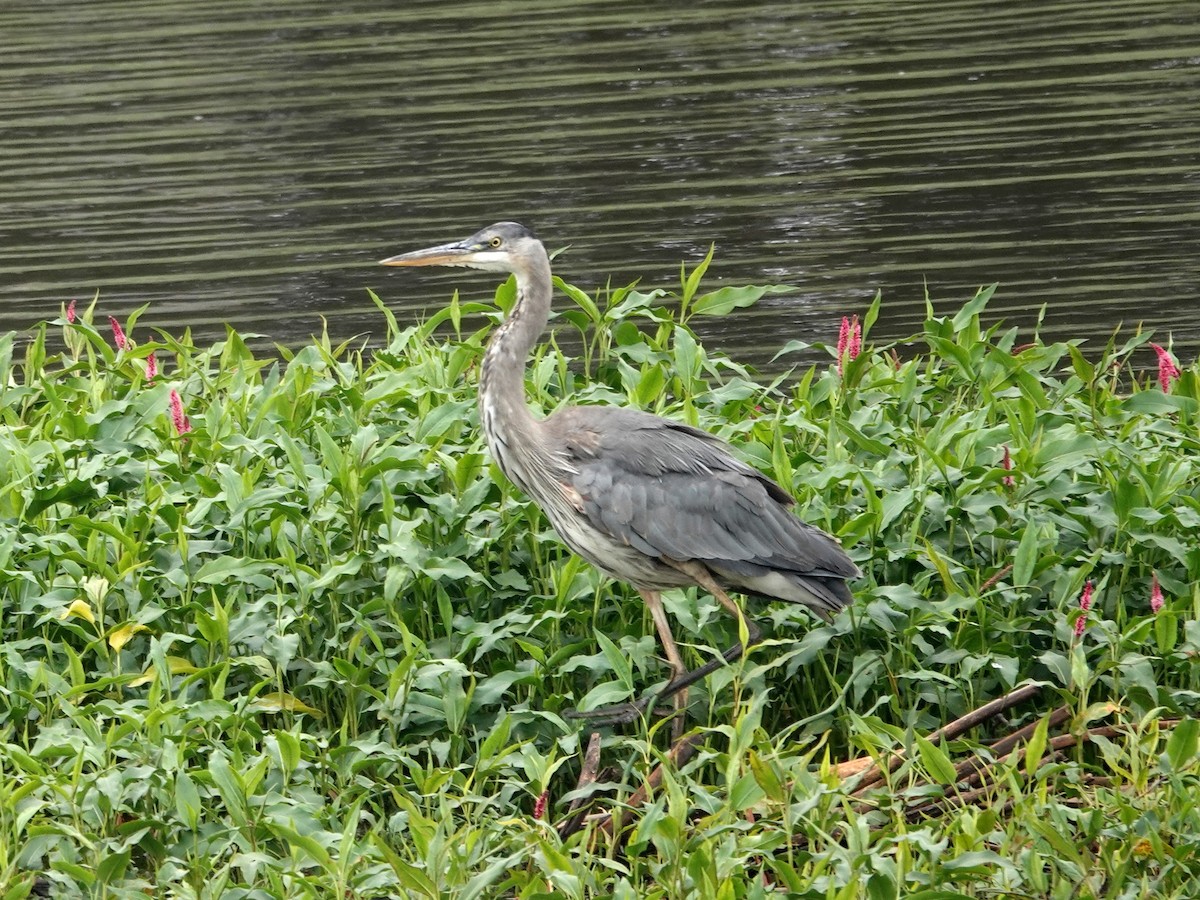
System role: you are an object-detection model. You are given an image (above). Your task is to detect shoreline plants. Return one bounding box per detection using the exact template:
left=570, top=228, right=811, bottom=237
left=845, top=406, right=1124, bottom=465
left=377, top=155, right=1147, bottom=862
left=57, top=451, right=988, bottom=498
left=0, top=262, right=1198, bottom=897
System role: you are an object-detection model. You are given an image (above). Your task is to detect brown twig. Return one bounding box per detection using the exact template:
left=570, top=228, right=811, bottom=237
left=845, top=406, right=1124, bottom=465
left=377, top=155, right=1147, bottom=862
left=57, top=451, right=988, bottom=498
left=557, top=732, right=604, bottom=839
left=902, top=720, right=1181, bottom=822
left=979, top=562, right=1014, bottom=594
left=598, top=731, right=705, bottom=838
left=948, top=703, right=1073, bottom=791
left=988, top=703, right=1072, bottom=758
left=850, top=681, right=1044, bottom=795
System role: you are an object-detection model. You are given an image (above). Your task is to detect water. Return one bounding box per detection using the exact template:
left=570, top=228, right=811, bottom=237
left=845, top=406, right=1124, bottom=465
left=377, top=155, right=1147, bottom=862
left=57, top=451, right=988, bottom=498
left=3, top=0, right=1199, bottom=369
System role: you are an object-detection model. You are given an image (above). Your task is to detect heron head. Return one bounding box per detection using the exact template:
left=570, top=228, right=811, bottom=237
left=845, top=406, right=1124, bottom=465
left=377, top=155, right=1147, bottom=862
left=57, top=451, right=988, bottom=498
left=380, top=222, right=542, bottom=274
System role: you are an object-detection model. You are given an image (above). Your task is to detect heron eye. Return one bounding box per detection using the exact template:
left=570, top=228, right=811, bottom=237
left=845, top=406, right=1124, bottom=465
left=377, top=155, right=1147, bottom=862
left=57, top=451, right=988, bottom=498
left=489, top=237, right=502, bottom=248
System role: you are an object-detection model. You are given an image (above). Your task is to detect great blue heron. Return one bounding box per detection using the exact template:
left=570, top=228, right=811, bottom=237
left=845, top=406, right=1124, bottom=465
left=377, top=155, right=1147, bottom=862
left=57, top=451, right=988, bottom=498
left=381, top=222, right=860, bottom=727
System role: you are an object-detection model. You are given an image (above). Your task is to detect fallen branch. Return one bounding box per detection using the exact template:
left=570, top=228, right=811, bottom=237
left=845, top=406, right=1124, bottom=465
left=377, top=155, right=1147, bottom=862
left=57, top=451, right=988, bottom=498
left=848, top=681, right=1044, bottom=792
left=556, top=732, right=603, bottom=839
left=599, top=732, right=705, bottom=838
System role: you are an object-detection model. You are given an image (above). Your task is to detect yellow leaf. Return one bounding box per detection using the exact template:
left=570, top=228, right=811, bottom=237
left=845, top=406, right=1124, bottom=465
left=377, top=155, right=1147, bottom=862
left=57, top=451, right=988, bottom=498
left=59, top=599, right=96, bottom=624
left=252, top=692, right=323, bottom=717
left=108, top=623, right=149, bottom=652
left=127, top=656, right=199, bottom=687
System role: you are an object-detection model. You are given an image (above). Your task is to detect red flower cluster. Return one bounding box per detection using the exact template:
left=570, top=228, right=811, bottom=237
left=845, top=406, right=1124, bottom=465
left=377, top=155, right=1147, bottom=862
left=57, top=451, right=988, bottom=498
left=1151, top=343, right=1180, bottom=392
left=1150, top=573, right=1165, bottom=614
left=837, top=314, right=861, bottom=376
left=1074, top=580, right=1093, bottom=637
left=108, top=316, right=128, bottom=351
left=169, top=389, right=192, bottom=435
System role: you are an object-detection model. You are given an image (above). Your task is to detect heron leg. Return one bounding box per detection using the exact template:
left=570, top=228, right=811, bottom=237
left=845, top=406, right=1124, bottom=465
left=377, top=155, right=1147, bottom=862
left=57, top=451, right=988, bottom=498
left=641, top=589, right=689, bottom=739
left=564, top=575, right=764, bottom=729
left=651, top=571, right=763, bottom=706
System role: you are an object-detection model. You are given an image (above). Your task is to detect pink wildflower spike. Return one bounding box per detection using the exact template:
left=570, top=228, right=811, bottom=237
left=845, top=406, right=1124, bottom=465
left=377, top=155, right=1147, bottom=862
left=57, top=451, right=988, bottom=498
left=145, top=351, right=158, bottom=382
left=66, top=299, right=77, bottom=324
left=1150, top=573, right=1164, bottom=614
left=108, top=316, right=128, bottom=351
left=1074, top=580, right=1093, bottom=637
left=1150, top=343, right=1181, bottom=392
left=837, top=314, right=862, bottom=376
left=1002, top=444, right=1015, bottom=487
left=533, top=789, right=549, bottom=820
left=169, top=389, right=192, bottom=435
left=837, top=316, right=850, bottom=374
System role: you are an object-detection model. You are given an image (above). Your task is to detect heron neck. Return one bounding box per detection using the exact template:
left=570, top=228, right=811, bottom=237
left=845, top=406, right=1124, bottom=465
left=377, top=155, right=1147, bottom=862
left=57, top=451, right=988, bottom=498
left=478, top=256, right=553, bottom=480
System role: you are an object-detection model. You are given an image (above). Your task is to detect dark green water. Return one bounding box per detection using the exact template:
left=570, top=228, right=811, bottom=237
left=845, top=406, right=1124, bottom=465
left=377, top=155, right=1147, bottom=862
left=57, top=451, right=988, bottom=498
left=4, top=0, right=1199, bottom=367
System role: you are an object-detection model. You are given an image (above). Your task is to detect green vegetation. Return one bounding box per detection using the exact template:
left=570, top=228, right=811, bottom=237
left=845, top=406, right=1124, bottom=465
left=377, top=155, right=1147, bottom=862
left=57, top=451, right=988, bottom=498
left=0, top=264, right=1198, bottom=899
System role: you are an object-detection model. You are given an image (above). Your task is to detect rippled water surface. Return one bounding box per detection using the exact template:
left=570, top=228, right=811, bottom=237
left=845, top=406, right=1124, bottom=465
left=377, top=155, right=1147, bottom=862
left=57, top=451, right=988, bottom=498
left=4, top=0, right=1199, bottom=367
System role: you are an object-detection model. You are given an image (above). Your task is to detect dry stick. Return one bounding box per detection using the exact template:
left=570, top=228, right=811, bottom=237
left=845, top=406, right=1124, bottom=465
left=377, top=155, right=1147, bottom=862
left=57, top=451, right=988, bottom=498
left=951, top=703, right=1074, bottom=790
left=597, top=732, right=705, bottom=839
left=850, top=681, right=1044, bottom=795
left=557, top=732, right=604, bottom=840
left=906, top=720, right=1181, bottom=822
left=838, top=566, right=1015, bottom=784
left=988, top=703, right=1072, bottom=758
left=798, top=713, right=1183, bottom=850
left=928, top=681, right=1044, bottom=744
left=979, top=563, right=1014, bottom=594
left=958, top=713, right=1181, bottom=796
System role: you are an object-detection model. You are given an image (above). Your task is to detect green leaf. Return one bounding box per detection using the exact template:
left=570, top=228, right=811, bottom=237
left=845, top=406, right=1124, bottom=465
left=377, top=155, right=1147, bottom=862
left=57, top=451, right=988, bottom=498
left=1163, top=717, right=1199, bottom=773
left=1067, top=344, right=1095, bottom=383
left=681, top=244, right=716, bottom=309
left=175, top=771, right=202, bottom=829
left=208, top=752, right=247, bottom=827
left=861, top=290, right=883, bottom=338
left=266, top=820, right=333, bottom=868
left=748, top=751, right=787, bottom=803
left=950, top=283, right=997, bottom=331
left=1155, top=611, right=1178, bottom=655
left=478, top=714, right=513, bottom=764
left=689, top=284, right=791, bottom=317
left=914, top=735, right=957, bottom=785
left=1012, top=522, right=1040, bottom=586
left=1024, top=714, right=1050, bottom=776
left=729, top=771, right=765, bottom=811
left=1122, top=391, right=1199, bottom=416
left=275, top=730, right=302, bottom=774
left=593, top=630, right=634, bottom=691
left=96, top=851, right=130, bottom=885
left=1027, top=817, right=1082, bottom=863
left=553, top=276, right=601, bottom=324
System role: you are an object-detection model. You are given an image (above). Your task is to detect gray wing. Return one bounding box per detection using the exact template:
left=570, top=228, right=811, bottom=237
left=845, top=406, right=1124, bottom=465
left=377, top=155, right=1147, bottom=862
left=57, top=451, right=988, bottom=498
left=545, top=405, right=859, bottom=611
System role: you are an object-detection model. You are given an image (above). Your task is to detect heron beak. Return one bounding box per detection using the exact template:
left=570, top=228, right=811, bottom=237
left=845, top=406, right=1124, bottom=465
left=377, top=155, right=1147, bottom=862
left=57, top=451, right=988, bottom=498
left=379, top=240, right=475, bottom=268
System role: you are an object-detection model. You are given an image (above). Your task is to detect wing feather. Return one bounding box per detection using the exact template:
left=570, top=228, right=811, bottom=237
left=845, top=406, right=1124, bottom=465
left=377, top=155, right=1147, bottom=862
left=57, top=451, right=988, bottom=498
left=545, top=405, right=859, bottom=603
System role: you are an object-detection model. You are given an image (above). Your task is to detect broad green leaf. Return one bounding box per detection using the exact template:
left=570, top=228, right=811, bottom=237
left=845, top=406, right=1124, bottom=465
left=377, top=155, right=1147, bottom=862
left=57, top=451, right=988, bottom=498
left=689, top=284, right=791, bottom=317
left=1163, top=717, right=1199, bottom=773
left=593, top=630, right=634, bottom=691
left=175, top=771, right=202, bottom=829
left=1024, top=714, right=1050, bottom=776
left=950, top=283, right=997, bottom=331
left=1012, top=522, right=1039, bottom=586
left=914, top=735, right=957, bottom=785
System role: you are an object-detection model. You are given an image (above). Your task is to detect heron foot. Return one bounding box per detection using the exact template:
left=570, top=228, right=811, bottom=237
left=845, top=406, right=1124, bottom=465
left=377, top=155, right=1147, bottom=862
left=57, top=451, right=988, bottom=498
left=563, top=696, right=662, bottom=727
left=564, top=631, right=763, bottom=728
